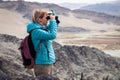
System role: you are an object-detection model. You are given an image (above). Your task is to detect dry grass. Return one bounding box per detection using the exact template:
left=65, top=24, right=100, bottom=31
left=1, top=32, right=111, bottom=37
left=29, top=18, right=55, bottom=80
left=57, top=31, right=120, bottom=50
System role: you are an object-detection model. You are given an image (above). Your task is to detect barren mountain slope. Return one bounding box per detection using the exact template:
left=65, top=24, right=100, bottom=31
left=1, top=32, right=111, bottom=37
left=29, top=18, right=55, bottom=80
left=0, top=9, right=28, bottom=38
left=59, top=12, right=120, bottom=31
left=0, top=8, right=119, bottom=38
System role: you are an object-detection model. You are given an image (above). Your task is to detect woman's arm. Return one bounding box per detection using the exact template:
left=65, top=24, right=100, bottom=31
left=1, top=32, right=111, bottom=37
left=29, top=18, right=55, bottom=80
left=33, top=20, right=58, bottom=40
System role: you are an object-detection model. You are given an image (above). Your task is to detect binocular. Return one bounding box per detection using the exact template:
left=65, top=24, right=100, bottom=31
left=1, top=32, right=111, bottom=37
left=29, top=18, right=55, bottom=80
left=46, top=9, right=60, bottom=24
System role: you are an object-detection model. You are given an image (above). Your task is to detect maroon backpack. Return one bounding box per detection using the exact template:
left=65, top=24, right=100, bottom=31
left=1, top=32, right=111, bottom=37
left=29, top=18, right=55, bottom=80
left=19, top=29, right=38, bottom=69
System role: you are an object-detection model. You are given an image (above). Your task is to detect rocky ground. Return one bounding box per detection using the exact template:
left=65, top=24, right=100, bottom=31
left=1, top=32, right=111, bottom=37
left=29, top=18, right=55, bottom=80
left=0, top=33, right=120, bottom=80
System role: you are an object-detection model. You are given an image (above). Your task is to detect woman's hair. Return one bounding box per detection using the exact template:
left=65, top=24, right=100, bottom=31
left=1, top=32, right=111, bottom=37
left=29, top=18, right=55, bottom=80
left=32, top=9, right=48, bottom=23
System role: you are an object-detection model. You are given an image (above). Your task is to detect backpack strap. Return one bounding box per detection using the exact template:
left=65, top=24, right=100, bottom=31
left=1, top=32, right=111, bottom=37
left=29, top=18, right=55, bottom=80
left=29, top=28, right=42, bottom=55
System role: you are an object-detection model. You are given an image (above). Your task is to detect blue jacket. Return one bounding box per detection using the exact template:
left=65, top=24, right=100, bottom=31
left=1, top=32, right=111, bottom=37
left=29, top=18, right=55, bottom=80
left=27, top=20, right=58, bottom=64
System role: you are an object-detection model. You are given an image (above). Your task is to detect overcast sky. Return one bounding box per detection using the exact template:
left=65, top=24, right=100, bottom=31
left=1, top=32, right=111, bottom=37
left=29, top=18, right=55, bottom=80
left=24, top=0, right=117, bottom=4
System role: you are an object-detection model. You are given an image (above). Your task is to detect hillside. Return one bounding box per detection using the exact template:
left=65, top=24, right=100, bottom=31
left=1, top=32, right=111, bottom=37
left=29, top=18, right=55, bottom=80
left=80, top=1, right=120, bottom=17
left=0, top=9, right=28, bottom=38
left=72, top=9, right=120, bottom=25
left=0, top=1, right=120, bottom=35
left=0, top=1, right=120, bottom=27
left=0, top=33, right=120, bottom=80
left=0, top=1, right=70, bottom=18
left=0, top=1, right=120, bottom=55
left=58, top=3, right=87, bottom=10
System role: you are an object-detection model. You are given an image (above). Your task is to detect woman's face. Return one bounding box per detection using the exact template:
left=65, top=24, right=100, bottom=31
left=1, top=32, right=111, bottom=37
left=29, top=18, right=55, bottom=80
left=38, top=12, right=48, bottom=26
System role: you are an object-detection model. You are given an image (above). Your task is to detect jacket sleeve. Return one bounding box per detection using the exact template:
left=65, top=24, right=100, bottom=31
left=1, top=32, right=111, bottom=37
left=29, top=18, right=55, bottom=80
left=33, top=20, right=58, bottom=40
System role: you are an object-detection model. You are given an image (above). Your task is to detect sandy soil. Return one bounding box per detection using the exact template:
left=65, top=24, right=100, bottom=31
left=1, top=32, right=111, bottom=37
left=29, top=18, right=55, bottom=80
left=0, top=9, right=28, bottom=38
left=103, top=50, right=120, bottom=58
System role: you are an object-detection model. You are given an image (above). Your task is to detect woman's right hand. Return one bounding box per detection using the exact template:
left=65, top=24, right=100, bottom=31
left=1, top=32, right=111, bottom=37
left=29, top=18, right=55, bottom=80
left=50, top=15, right=55, bottom=20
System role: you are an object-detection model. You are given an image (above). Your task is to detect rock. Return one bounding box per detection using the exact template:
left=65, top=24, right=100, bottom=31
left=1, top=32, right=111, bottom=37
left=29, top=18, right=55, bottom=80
left=0, top=33, right=120, bottom=80
left=36, top=75, right=60, bottom=80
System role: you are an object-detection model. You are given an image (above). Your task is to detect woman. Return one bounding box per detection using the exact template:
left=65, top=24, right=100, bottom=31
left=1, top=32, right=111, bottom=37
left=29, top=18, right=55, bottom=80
left=27, top=9, right=58, bottom=76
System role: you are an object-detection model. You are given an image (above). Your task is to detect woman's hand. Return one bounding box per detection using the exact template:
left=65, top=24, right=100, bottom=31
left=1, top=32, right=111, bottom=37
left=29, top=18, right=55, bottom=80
left=49, top=15, right=55, bottom=20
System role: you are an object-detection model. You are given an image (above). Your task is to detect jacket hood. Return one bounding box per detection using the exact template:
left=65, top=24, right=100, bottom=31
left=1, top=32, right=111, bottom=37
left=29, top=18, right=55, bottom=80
left=27, top=22, right=42, bottom=33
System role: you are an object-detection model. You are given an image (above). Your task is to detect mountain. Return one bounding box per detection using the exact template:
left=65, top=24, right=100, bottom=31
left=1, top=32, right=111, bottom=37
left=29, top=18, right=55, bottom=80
left=0, top=0, right=120, bottom=50
left=58, top=3, right=87, bottom=10
left=0, top=8, right=28, bottom=38
left=0, top=1, right=70, bottom=17
left=0, top=1, right=120, bottom=27
left=0, top=1, right=120, bottom=32
left=80, top=1, right=120, bottom=17
left=0, top=33, right=120, bottom=79
left=72, top=9, right=120, bottom=25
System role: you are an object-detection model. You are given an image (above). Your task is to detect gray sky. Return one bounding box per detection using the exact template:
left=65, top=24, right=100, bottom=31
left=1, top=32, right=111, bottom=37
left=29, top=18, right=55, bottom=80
left=24, top=0, right=117, bottom=4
